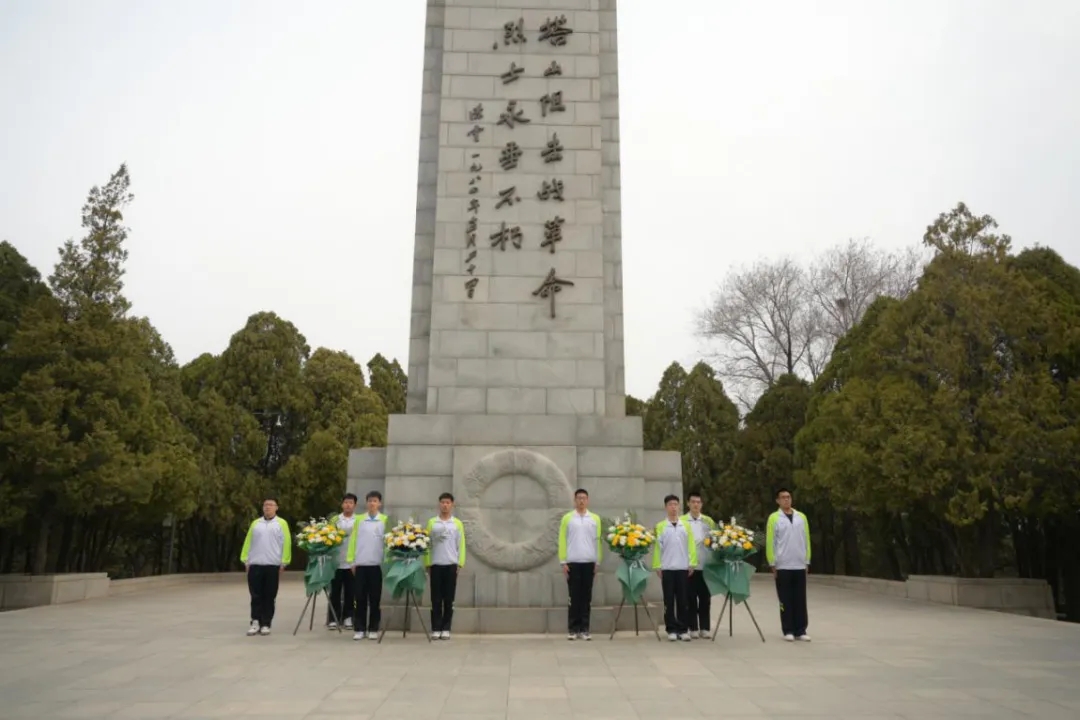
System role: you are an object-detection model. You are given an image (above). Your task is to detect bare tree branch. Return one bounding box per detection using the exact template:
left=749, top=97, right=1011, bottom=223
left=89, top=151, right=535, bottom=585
left=698, top=240, right=927, bottom=410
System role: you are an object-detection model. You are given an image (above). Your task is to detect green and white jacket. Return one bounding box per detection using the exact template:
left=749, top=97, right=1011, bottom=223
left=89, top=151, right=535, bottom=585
left=240, top=516, right=292, bottom=566
left=765, top=509, right=811, bottom=570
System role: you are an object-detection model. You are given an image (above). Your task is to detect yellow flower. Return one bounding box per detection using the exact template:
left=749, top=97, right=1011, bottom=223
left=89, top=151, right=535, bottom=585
left=628, top=537, right=638, bottom=548
left=704, top=537, right=712, bottom=547
left=742, top=542, right=753, bottom=550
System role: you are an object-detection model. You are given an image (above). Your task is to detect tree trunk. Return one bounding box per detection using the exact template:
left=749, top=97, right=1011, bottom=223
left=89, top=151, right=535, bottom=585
left=56, top=516, right=76, bottom=573
left=841, top=511, right=861, bottom=576
left=32, top=506, right=56, bottom=575
left=1057, top=520, right=1080, bottom=623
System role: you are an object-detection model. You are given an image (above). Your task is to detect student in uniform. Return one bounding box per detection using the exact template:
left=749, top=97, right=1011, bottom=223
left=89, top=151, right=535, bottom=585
left=682, top=492, right=717, bottom=638
left=240, top=497, right=292, bottom=636
left=766, top=487, right=812, bottom=642
left=326, top=493, right=358, bottom=630
left=653, top=494, right=697, bottom=641
left=425, top=492, right=466, bottom=639
left=346, top=490, right=387, bottom=640
left=557, top=488, right=603, bottom=640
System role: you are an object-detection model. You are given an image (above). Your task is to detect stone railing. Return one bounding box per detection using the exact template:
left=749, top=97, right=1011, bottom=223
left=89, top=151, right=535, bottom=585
left=0, top=573, right=111, bottom=610
left=809, top=573, right=1056, bottom=619
left=1, top=570, right=1057, bottom=622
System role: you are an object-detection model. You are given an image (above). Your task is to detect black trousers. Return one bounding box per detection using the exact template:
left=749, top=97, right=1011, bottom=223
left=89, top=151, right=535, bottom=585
left=429, top=564, right=458, bottom=632
left=247, top=564, right=280, bottom=627
left=327, top=568, right=354, bottom=625
left=353, top=565, right=382, bottom=633
left=661, top=569, right=690, bottom=634
left=688, top=570, right=711, bottom=632
left=775, top=569, right=808, bottom=636
left=566, top=562, right=595, bottom=633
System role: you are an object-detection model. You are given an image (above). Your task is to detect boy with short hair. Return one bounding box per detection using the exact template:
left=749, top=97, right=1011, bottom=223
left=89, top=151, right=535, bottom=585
left=240, top=497, right=292, bottom=636
left=682, top=491, right=717, bottom=638
left=653, top=494, right=697, bottom=642
left=346, top=490, right=388, bottom=640
left=558, top=488, right=603, bottom=641
left=766, top=487, right=812, bottom=642
left=425, top=492, right=466, bottom=639
left=327, top=492, right=358, bottom=630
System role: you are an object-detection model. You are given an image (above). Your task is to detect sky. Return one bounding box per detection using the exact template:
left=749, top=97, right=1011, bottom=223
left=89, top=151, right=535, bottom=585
left=2, top=0, right=1079, bottom=400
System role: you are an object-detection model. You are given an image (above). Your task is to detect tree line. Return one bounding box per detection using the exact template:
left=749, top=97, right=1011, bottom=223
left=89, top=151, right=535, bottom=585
left=633, top=204, right=1080, bottom=621
left=0, top=166, right=406, bottom=577
left=3, top=167, right=1078, bottom=622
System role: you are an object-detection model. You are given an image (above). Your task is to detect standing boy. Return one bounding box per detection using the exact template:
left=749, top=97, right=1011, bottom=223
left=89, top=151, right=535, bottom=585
left=327, top=493, right=358, bottom=630
left=425, top=492, right=466, bottom=639
left=557, top=488, right=603, bottom=640
left=240, top=497, right=292, bottom=636
left=682, top=492, right=717, bottom=638
left=653, top=494, right=697, bottom=642
left=766, top=487, right=811, bottom=642
left=346, top=490, right=387, bottom=641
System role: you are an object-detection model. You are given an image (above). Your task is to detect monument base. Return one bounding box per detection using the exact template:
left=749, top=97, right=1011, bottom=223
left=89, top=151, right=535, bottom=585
left=347, top=413, right=682, bottom=634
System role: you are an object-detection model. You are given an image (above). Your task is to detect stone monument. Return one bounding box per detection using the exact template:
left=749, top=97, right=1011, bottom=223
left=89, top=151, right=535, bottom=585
left=347, top=0, right=683, bottom=634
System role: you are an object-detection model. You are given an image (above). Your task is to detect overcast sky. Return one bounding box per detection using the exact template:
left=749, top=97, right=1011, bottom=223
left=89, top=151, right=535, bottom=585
left=2, top=1, right=1078, bottom=399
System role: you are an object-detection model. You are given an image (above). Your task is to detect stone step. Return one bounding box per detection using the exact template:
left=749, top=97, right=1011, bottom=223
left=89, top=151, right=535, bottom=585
left=374, top=604, right=678, bottom=635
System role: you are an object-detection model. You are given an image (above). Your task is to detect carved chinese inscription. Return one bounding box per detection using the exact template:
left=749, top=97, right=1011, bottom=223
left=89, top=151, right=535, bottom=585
left=543, top=61, right=563, bottom=77
left=490, top=222, right=524, bottom=251
left=503, top=18, right=526, bottom=46
left=496, top=100, right=530, bottom=129
left=500, top=62, right=525, bottom=84
left=495, top=186, right=520, bottom=209
left=541, top=217, right=565, bottom=254
left=469, top=104, right=484, bottom=122
left=539, top=16, right=573, bottom=46
left=464, top=154, right=482, bottom=299
left=541, top=134, right=564, bottom=164
left=533, top=269, right=574, bottom=318
left=540, top=91, right=565, bottom=118
left=537, top=179, right=564, bottom=202
left=500, top=142, right=523, bottom=170
left=467, top=125, right=484, bottom=143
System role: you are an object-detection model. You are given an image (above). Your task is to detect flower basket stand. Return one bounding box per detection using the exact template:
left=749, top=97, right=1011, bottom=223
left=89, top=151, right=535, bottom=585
left=292, top=587, right=343, bottom=636
left=710, top=591, right=766, bottom=643
left=609, top=599, right=662, bottom=641
left=377, top=590, right=432, bottom=643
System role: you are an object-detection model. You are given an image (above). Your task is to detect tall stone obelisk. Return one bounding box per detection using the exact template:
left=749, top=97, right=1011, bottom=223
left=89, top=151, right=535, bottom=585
left=348, top=0, right=682, bottom=633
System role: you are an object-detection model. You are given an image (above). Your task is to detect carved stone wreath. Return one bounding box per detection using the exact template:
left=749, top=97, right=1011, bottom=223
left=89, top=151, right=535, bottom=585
left=457, top=449, right=573, bottom=572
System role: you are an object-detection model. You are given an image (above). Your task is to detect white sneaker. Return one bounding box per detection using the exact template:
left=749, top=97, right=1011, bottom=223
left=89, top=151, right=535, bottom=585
left=580, top=632, right=591, bottom=641
left=678, top=633, right=692, bottom=642
left=784, top=634, right=795, bottom=641
left=367, top=632, right=378, bottom=641
left=567, top=633, right=577, bottom=641
left=343, top=618, right=353, bottom=629
left=797, top=634, right=811, bottom=642
left=327, top=622, right=337, bottom=630
left=442, top=631, right=451, bottom=640
left=258, top=626, right=271, bottom=635
left=353, top=631, right=365, bottom=641
left=246, top=620, right=259, bottom=636
left=667, top=633, right=678, bottom=641
left=699, top=629, right=709, bottom=639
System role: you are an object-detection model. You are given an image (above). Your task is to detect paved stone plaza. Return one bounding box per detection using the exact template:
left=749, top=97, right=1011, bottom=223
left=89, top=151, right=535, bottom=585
left=1, top=578, right=1078, bottom=719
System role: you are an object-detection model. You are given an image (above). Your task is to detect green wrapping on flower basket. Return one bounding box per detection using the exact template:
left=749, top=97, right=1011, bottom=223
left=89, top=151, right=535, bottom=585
left=304, top=548, right=338, bottom=596
left=383, top=553, right=426, bottom=599
left=616, top=558, right=651, bottom=604
left=704, top=554, right=756, bottom=605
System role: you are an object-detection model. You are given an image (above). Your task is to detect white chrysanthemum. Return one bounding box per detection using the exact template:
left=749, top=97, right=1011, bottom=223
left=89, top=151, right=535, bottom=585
left=619, top=536, right=627, bottom=546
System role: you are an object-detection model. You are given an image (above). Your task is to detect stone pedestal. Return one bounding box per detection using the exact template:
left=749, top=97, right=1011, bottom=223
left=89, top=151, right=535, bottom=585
left=347, top=1, right=682, bottom=632
left=348, top=416, right=683, bottom=630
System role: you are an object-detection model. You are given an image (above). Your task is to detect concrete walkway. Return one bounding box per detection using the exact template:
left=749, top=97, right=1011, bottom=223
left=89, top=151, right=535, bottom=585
left=0, top=577, right=1078, bottom=719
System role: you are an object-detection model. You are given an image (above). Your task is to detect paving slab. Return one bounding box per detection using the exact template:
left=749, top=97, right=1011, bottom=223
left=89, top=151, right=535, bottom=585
left=0, top=578, right=1078, bottom=719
